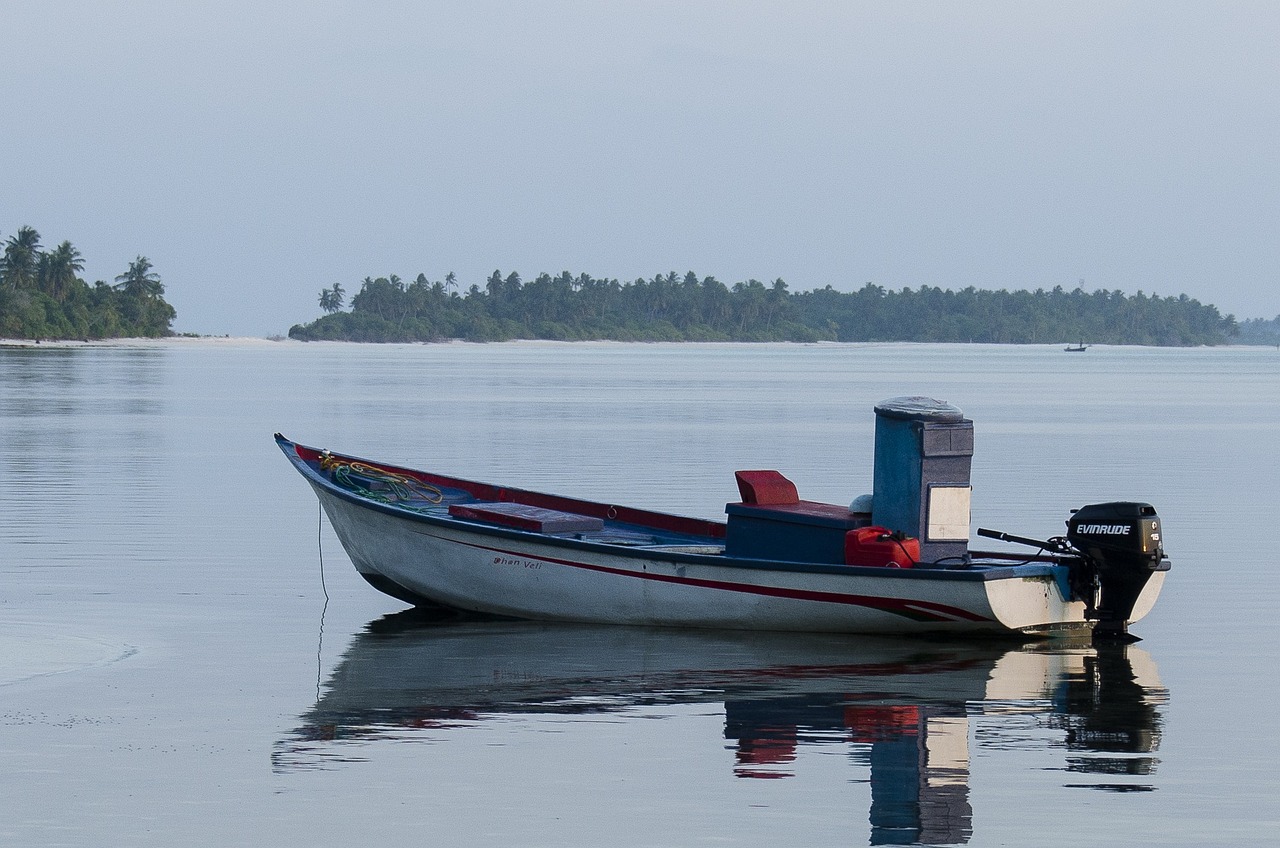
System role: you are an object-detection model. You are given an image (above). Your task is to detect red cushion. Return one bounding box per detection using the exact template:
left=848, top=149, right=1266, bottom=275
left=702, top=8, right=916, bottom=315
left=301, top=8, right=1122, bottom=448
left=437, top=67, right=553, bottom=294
left=734, top=470, right=799, bottom=505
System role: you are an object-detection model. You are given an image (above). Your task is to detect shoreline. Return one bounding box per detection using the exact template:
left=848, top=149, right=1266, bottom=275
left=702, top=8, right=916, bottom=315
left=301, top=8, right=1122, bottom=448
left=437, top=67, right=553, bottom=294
left=0, top=335, right=289, bottom=349
left=1, top=336, right=1270, bottom=351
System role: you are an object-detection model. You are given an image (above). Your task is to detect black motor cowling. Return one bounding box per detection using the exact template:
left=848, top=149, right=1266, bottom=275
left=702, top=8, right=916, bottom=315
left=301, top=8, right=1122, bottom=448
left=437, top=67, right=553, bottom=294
left=1066, top=502, right=1167, bottom=639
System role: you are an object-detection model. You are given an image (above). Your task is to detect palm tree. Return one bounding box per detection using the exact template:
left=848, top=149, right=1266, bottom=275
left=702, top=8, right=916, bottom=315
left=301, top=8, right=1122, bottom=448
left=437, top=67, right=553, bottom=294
left=2, top=226, right=42, bottom=290
left=764, top=278, right=790, bottom=331
left=40, top=241, right=85, bottom=302
left=319, top=282, right=345, bottom=313
left=732, top=279, right=768, bottom=335
left=114, top=256, right=164, bottom=298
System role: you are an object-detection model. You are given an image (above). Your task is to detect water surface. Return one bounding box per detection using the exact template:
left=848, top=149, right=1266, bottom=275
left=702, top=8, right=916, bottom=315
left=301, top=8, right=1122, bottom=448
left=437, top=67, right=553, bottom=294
left=1, top=340, right=1276, bottom=845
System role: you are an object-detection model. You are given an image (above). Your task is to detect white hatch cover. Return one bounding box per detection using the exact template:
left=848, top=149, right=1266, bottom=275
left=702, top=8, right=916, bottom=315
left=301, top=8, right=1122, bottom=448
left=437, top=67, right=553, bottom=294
left=927, top=485, right=971, bottom=541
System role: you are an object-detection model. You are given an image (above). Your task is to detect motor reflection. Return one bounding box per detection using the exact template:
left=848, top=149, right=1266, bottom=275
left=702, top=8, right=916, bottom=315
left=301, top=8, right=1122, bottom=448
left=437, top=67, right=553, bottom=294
left=279, top=610, right=1167, bottom=845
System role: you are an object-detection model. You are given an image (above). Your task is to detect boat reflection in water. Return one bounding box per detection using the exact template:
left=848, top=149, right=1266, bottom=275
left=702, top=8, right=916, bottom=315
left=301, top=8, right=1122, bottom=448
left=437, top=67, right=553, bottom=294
left=277, top=610, right=1167, bottom=845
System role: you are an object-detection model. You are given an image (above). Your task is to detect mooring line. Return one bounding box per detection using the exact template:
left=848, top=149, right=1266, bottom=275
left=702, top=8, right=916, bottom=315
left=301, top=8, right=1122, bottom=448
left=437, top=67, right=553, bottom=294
left=317, top=500, right=331, bottom=603
left=316, top=501, right=330, bottom=703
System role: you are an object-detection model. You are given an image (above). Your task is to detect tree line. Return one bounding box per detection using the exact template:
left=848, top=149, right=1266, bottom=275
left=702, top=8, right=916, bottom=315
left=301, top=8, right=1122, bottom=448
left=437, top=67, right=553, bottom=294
left=1, top=226, right=176, bottom=340
left=1236, top=316, right=1280, bottom=346
left=291, top=270, right=1238, bottom=346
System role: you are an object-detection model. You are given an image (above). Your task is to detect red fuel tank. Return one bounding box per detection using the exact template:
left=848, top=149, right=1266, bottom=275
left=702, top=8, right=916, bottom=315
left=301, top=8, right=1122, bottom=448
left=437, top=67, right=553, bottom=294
left=844, top=526, right=918, bottom=568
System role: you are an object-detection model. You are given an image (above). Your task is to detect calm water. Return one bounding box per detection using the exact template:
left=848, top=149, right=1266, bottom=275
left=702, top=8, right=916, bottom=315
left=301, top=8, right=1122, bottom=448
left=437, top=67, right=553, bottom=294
left=1, top=340, right=1277, bottom=846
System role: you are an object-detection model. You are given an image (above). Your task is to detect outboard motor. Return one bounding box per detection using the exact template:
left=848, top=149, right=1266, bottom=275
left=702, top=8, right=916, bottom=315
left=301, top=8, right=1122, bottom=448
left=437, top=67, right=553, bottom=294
left=979, top=501, right=1170, bottom=641
left=1066, top=502, right=1167, bottom=640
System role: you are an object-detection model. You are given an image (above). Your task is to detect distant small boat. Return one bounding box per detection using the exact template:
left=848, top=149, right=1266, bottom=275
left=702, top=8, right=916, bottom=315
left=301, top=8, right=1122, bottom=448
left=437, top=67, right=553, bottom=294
left=1065, top=341, right=1088, bottom=352
left=277, top=397, right=1169, bottom=640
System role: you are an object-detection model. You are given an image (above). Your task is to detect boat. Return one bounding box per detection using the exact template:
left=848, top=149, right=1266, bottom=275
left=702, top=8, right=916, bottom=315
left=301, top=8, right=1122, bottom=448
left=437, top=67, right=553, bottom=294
left=276, top=396, right=1169, bottom=639
left=1065, top=341, right=1088, bottom=352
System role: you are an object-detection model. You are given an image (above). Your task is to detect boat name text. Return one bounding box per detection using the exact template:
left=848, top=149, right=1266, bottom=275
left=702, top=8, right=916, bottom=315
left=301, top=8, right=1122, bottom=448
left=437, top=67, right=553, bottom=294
left=494, top=555, right=543, bottom=569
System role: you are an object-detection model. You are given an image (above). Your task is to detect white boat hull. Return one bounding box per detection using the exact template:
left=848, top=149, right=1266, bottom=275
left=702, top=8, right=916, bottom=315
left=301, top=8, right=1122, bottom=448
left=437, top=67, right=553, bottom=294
left=315, top=484, right=1157, bottom=636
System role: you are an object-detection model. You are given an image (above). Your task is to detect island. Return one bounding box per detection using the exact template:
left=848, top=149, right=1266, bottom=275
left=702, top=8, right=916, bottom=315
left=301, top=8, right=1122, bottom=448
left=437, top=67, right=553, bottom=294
left=291, top=270, right=1238, bottom=346
left=1, top=226, right=176, bottom=341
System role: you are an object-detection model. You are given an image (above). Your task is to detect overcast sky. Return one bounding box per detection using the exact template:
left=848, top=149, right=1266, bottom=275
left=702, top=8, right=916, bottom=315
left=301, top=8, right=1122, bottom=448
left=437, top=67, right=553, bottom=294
left=4, top=1, right=1278, bottom=336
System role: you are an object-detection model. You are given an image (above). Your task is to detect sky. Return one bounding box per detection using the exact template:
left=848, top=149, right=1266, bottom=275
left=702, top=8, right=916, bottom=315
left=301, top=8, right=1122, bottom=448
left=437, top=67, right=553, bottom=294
left=3, top=1, right=1278, bottom=337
